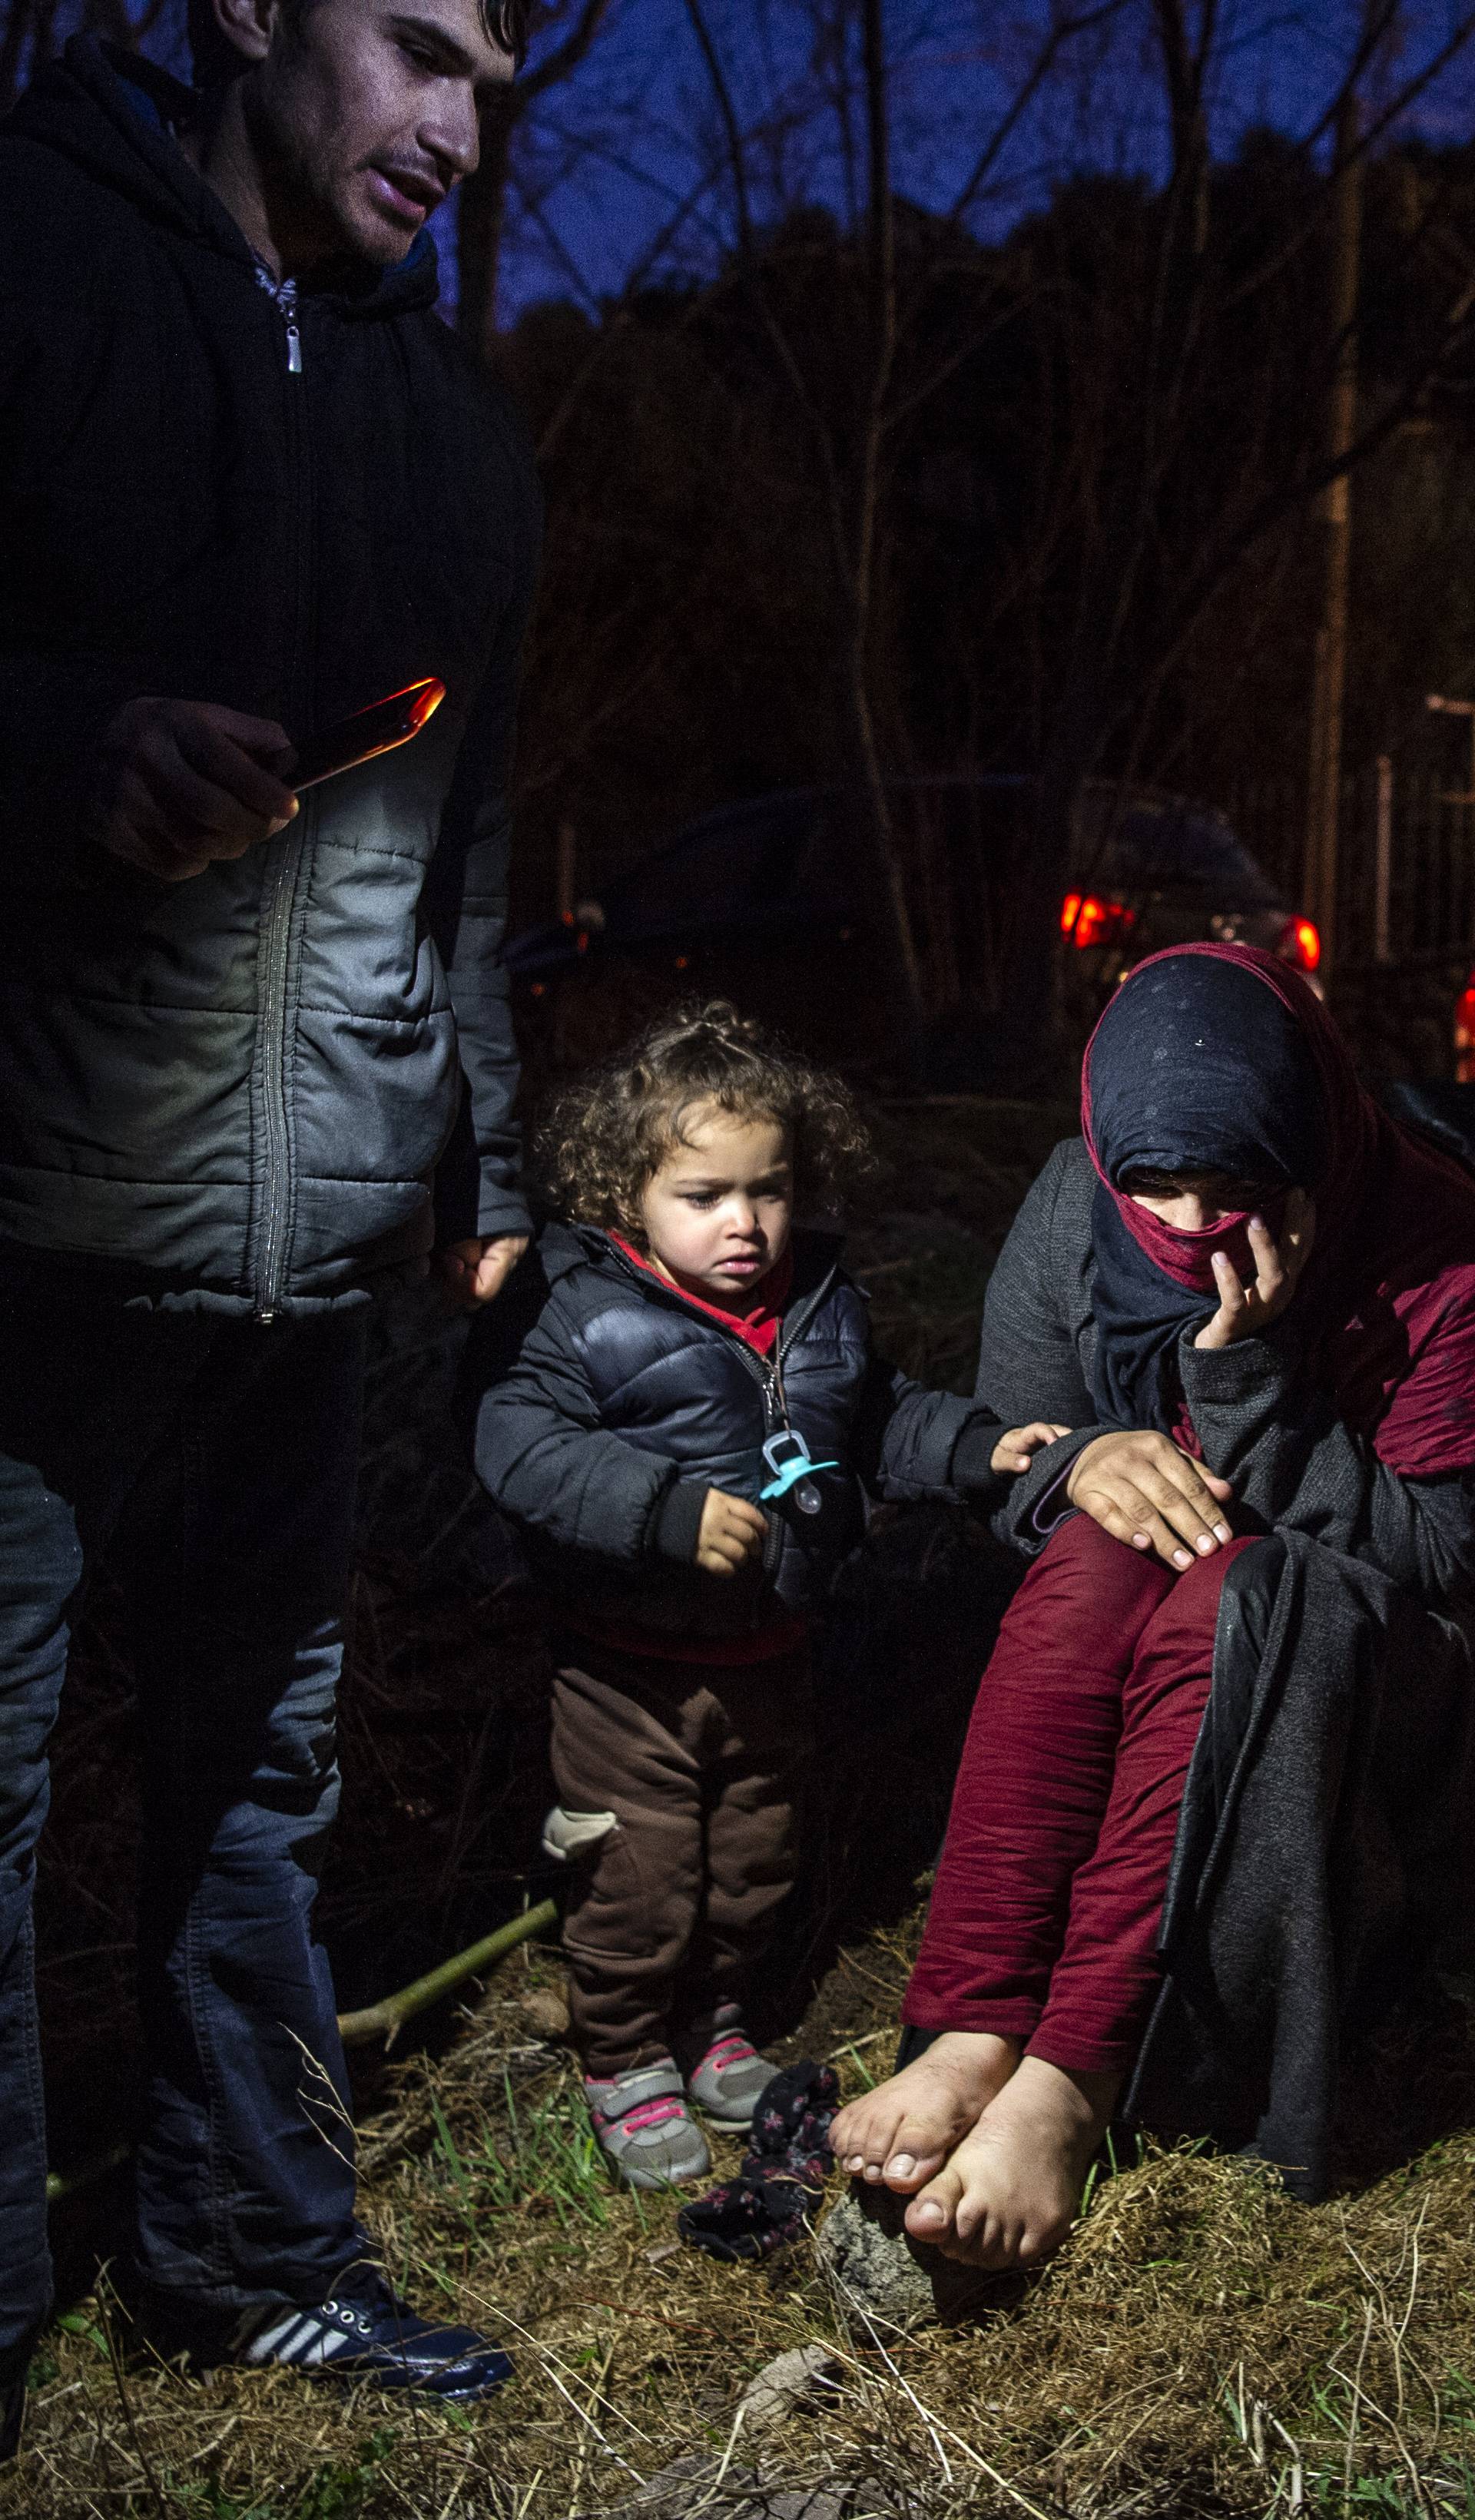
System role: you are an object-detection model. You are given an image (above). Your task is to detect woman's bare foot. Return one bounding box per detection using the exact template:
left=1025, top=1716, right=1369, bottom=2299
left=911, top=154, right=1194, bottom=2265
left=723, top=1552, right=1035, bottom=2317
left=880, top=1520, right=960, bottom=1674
left=903, top=2056, right=1120, bottom=2268
left=830, top=2031, right=1022, bottom=2194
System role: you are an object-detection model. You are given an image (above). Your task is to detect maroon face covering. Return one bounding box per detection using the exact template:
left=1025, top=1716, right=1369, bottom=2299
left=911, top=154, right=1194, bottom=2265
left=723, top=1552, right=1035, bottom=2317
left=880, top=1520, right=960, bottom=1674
left=1082, top=945, right=1475, bottom=1477
left=1100, top=1188, right=1294, bottom=1302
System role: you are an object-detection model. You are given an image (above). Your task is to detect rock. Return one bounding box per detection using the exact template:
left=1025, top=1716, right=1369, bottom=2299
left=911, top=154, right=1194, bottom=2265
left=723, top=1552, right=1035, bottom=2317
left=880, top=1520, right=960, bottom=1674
left=737, top=2343, right=841, bottom=2435
left=577, top=2465, right=856, bottom=2520
left=815, top=2182, right=1001, bottom=2335
left=518, top=1984, right=571, bottom=2042
left=745, top=2492, right=853, bottom=2518
left=577, top=2451, right=720, bottom=2516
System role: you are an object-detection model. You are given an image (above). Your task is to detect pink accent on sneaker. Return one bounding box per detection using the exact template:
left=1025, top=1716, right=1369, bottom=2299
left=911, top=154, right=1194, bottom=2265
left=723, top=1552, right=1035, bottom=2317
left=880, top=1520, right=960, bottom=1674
left=600, top=2095, right=687, bottom=2137
left=582, top=2064, right=711, bottom=2188
left=703, top=2031, right=757, bottom=2071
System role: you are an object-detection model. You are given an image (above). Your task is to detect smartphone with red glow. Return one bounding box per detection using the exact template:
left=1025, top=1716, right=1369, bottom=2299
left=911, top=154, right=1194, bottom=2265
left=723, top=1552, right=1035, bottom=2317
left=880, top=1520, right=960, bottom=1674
left=290, top=677, right=446, bottom=791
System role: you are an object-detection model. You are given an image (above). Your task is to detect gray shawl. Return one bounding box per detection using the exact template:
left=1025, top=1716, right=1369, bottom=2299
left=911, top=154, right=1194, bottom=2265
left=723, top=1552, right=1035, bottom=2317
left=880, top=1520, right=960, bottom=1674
left=976, top=1139, right=1475, bottom=2199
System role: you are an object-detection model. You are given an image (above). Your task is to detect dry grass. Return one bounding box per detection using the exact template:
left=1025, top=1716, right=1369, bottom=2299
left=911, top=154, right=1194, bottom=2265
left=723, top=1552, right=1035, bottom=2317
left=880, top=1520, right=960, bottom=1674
left=15, top=1097, right=1475, bottom=2518
left=15, top=1911, right=1475, bottom=2518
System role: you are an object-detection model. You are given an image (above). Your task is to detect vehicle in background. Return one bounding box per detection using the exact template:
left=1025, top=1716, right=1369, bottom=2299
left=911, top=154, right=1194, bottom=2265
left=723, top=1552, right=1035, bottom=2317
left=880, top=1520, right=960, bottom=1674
left=1061, top=788, right=1320, bottom=992
left=508, top=774, right=1321, bottom=1073
left=1457, top=970, right=1475, bottom=1083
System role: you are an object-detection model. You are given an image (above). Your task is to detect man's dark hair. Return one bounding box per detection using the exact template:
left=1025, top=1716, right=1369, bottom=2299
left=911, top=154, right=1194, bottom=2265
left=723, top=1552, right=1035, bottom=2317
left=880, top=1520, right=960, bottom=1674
left=187, top=1, right=530, bottom=88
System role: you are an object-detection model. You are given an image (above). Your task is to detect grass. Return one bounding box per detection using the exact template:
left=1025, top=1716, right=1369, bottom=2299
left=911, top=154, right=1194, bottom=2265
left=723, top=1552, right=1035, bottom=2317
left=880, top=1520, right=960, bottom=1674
left=16, top=1911, right=1475, bottom=2516
left=14, top=1094, right=1475, bottom=2516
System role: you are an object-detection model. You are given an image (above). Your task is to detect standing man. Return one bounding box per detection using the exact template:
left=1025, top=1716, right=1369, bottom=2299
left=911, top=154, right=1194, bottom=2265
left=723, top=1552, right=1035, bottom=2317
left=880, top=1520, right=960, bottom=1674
left=0, top=0, right=539, bottom=2445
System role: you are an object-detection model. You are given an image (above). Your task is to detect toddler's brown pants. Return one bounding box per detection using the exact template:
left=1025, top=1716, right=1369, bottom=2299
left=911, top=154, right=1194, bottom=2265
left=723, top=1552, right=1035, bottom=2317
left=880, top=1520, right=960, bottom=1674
left=550, top=1636, right=814, bottom=2076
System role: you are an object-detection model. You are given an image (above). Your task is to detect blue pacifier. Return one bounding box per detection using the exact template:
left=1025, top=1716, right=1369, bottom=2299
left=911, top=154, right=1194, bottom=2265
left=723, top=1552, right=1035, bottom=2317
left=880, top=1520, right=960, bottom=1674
left=759, top=1430, right=840, bottom=1517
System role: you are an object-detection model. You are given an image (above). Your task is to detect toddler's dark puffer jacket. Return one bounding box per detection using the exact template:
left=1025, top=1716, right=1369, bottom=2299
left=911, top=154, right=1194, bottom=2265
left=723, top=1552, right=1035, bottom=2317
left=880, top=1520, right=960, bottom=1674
left=466, top=1222, right=1003, bottom=1636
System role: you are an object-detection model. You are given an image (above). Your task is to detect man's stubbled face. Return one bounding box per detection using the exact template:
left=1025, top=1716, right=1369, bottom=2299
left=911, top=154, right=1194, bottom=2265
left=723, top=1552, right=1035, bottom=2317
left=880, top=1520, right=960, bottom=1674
left=249, top=1, right=514, bottom=267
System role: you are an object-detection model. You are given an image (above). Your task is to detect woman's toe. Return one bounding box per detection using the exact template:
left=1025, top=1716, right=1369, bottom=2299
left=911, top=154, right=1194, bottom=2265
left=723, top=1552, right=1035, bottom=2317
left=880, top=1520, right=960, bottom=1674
left=835, top=2124, right=900, bottom=2182
left=829, top=2105, right=865, bottom=2160
left=857, top=2110, right=908, bottom=2178
left=881, top=2147, right=945, bottom=2192
left=880, top=2098, right=970, bottom=2187
left=831, top=2104, right=887, bottom=2173
left=940, top=2215, right=1009, bottom=2269
left=903, top=2164, right=963, bottom=2243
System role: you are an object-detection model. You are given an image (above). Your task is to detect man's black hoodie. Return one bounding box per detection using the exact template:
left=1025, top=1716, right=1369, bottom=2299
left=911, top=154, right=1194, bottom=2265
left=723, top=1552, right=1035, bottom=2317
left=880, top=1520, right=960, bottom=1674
left=0, top=38, right=540, bottom=1312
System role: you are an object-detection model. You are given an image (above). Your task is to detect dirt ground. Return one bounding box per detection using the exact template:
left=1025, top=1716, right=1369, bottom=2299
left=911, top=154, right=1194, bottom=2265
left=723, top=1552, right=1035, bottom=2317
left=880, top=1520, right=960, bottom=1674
left=14, top=1099, right=1475, bottom=2519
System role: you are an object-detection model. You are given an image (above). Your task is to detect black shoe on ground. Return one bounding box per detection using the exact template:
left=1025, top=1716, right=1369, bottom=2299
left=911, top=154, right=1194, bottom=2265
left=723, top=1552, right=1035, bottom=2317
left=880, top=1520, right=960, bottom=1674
left=0, top=2368, right=25, bottom=2465
left=142, top=2268, right=513, bottom=2402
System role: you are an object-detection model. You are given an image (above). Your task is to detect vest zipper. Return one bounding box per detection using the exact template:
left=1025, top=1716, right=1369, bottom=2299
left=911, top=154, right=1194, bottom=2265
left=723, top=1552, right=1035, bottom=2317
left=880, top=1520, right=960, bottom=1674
left=251, top=267, right=313, bottom=1321
left=254, top=801, right=310, bottom=1324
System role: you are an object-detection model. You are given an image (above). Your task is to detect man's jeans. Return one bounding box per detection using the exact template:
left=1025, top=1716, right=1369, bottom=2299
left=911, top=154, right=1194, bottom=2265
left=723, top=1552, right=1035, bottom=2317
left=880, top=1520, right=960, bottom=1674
left=0, top=1269, right=367, bottom=2363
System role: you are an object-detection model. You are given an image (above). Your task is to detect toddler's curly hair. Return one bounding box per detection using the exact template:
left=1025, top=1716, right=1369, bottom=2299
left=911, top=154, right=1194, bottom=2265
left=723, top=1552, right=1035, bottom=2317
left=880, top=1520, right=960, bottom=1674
left=535, top=1001, right=874, bottom=1238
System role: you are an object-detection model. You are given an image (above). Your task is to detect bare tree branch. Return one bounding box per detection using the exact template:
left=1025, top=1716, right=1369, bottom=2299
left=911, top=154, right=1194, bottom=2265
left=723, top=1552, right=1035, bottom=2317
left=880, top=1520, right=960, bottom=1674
left=944, top=0, right=1131, bottom=231
left=680, top=0, right=757, bottom=261
left=457, top=0, right=618, bottom=356
left=519, top=0, right=614, bottom=101
left=0, top=0, right=38, bottom=114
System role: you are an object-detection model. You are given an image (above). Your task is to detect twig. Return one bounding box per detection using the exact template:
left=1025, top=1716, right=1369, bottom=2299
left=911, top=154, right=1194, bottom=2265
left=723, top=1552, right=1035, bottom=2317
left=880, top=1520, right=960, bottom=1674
left=336, top=1900, right=559, bottom=2049
left=99, top=2292, right=171, bottom=2520
left=564, top=2337, right=615, bottom=2517
left=821, top=2261, right=1059, bottom=2520
left=1342, top=2297, right=1374, bottom=2507
left=45, top=2142, right=132, bottom=2207
left=825, top=2029, right=887, bottom=2061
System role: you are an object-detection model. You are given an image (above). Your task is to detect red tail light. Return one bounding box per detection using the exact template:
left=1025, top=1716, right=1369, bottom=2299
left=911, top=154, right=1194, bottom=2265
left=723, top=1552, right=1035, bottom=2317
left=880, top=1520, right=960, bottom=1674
left=1456, top=977, right=1475, bottom=1086
left=1061, top=891, right=1137, bottom=950
left=1278, top=916, right=1322, bottom=973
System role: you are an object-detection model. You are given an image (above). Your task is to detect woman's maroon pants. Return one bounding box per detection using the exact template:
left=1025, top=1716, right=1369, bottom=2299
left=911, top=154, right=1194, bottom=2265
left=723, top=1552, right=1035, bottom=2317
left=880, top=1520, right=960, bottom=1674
left=903, top=1515, right=1256, bottom=2075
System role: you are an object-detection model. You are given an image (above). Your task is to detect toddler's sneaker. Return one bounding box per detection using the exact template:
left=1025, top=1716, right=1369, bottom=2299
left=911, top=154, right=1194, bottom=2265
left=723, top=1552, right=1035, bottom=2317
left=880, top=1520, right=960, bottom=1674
left=684, top=2021, right=778, bottom=2127
left=585, top=2060, right=711, bottom=2190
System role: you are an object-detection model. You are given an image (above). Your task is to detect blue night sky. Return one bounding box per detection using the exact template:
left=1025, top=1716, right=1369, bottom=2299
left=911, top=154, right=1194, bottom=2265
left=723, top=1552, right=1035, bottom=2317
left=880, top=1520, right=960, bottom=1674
left=46, top=0, right=1475, bottom=318
left=482, top=0, right=1475, bottom=320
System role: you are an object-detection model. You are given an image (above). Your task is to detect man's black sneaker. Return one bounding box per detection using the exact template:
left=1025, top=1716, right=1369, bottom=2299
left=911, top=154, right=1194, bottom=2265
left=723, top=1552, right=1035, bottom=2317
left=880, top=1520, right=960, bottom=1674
left=145, top=2270, right=513, bottom=2401
left=0, top=2367, right=25, bottom=2465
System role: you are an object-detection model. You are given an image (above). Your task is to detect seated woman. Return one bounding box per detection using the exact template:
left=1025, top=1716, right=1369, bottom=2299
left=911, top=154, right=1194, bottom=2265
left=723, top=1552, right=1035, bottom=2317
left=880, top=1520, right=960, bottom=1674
left=832, top=943, right=1475, bottom=2270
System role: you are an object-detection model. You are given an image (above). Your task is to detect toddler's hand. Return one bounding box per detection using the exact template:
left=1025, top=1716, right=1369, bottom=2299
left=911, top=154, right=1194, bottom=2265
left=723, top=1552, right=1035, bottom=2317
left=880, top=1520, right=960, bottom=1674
left=696, top=1489, right=767, bottom=1577
left=990, top=1421, right=1072, bottom=1476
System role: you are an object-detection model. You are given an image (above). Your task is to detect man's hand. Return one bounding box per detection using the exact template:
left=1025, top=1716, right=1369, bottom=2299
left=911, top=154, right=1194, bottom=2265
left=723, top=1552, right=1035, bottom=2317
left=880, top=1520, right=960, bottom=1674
left=1194, top=1190, right=1316, bottom=1350
left=696, top=1489, right=767, bottom=1577
left=1066, top=1429, right=1235, bottom=1570
left=439, top=1234, right=529, bottom=1310
left=88, top=697, right=300, bottom=882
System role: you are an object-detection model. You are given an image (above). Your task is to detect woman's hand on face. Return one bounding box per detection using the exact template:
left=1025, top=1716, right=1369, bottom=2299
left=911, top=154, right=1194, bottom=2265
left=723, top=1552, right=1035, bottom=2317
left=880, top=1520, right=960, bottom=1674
left=1065, top=1431, right=1234, bottom=1571
left=1193, top=1189, right=1316, bottom=1351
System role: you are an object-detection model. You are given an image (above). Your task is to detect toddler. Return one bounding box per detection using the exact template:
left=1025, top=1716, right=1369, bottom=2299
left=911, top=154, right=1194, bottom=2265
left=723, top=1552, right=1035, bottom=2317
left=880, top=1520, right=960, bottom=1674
left=468, top=1003, right=1065, bottom=2187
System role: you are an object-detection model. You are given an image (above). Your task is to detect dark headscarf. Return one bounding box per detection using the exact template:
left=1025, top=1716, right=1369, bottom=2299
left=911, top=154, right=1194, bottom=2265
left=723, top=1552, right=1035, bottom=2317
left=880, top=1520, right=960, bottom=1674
left=1082, top=945, right=1475, bottom=1469
left=1084, top=951, right=1330, bottom=1433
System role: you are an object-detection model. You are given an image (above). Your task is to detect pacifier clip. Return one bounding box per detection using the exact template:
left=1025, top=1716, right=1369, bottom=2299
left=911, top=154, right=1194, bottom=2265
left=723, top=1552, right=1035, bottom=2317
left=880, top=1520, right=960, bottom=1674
left=758, top=1429, right=839, bottom=1517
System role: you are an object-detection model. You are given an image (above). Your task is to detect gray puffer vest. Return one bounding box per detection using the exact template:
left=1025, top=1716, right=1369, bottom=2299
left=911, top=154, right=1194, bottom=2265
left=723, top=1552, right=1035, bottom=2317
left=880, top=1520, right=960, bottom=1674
left=0, top=39, right=540, bottom=1314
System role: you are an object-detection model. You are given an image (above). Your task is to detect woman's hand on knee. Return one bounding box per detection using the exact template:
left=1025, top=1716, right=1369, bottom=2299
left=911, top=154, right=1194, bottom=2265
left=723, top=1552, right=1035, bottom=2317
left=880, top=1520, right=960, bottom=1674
left=1066, top=1431, right=1234, bottom=1571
